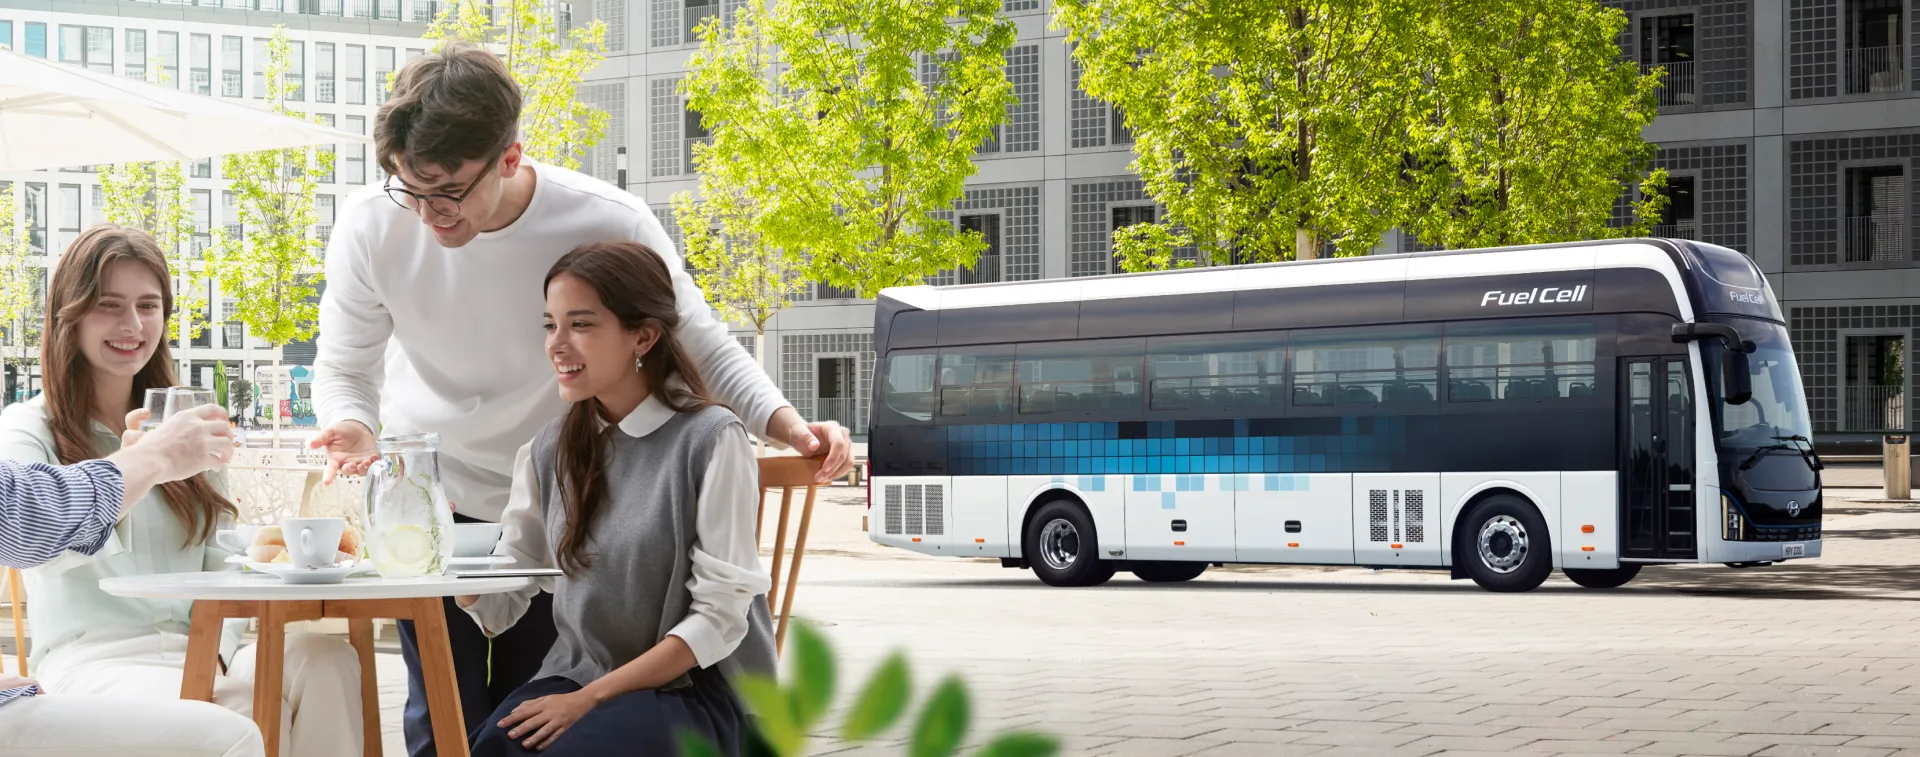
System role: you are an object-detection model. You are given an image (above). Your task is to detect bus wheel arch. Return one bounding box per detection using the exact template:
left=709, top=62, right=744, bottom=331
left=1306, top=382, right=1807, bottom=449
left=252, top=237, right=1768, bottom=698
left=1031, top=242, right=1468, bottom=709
left=1020, top=494, right=1116, bottom=588
left=1450, top=488, right=1554, bottom=592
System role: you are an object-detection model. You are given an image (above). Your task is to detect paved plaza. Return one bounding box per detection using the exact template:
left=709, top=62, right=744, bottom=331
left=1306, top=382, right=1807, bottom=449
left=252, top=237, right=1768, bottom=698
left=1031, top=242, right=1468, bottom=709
left=9, top=480, right=1920, bottom=756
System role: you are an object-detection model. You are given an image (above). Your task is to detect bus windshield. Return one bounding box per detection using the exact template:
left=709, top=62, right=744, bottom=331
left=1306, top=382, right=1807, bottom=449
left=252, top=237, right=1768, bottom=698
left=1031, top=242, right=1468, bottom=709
left=1715, top=319, right=1814, bottom=450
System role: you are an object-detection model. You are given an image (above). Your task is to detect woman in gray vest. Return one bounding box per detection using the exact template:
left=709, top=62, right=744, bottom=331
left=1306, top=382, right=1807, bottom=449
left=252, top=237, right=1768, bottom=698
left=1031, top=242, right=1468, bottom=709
left=459, top=241, right=777, bottom=756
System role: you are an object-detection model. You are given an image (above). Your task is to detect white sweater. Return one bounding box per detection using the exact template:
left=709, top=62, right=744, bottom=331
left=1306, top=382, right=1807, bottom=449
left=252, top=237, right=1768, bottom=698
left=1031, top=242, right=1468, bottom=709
left=314, top=160, right=788, bottom=523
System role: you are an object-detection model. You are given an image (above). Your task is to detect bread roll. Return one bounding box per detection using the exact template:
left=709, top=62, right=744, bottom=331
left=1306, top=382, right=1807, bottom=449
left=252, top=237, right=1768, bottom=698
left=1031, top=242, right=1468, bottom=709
left=252, top=525, right=286, bottom=549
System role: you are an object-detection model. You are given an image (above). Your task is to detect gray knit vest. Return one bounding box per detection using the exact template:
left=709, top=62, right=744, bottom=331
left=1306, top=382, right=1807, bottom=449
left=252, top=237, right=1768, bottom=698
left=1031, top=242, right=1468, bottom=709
left=529, top=404, right=779, bottom=688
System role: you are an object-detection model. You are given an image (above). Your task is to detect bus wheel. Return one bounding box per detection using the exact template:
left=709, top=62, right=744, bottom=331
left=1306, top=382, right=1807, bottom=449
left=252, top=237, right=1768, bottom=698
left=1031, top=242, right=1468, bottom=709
left=1131, top=561, right=1208, bottom=583
left=1024, top=500, right=1115, bottom=587
left=1564, top=564, right=1641, bottom=589
left=1460, top=495, right=1552, bottom=592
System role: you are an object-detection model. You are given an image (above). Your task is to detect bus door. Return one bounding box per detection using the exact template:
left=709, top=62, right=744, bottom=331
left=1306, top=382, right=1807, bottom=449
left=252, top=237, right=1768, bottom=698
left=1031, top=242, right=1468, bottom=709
left=1619, top=357, right=1698, bottom=559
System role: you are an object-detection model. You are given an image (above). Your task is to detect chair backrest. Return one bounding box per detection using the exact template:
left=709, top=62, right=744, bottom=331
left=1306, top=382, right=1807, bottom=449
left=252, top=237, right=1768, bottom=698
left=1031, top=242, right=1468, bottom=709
left=5, top=567, right=25, bottom=676
left=757, top=456, right=822, bottom=655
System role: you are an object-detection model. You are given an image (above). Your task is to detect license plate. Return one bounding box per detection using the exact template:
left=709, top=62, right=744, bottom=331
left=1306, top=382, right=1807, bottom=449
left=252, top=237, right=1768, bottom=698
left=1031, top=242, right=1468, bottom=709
left=1782, top=543, right=1806, bottom=558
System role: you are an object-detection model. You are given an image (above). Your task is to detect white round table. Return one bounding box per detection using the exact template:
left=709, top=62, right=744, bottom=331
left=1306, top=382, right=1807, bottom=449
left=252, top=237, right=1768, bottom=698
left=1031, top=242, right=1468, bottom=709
left=101, top=571, right=532, bottom=757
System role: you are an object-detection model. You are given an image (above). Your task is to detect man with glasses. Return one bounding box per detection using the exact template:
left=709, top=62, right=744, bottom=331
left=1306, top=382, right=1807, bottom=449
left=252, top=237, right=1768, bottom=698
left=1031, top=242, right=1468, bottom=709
left=309, top=42, right=854, bottom=757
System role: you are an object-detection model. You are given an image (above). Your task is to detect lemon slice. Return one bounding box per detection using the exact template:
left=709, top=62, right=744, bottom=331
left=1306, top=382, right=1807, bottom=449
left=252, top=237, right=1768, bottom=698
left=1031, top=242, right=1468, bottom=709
left=383, top=525, right=434, bottom=565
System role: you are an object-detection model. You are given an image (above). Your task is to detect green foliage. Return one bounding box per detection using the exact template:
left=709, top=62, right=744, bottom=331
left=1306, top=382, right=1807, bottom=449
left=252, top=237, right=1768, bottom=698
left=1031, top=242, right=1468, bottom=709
left=1056, top=0, right=1667, bottom=271
left=679, top=0, right=1016, bottom=298
left=683, top=624, right=1058, bottom=757
left=207, top=27, right=329, bottom=353
left=97, top=56, right=212, bottom=343
left=1399, top=0, right=1667, bottom=249
left=674, top=191, right=807, bottom=336
left=214, top=361, right=230, bottom=408
left=423, top=0, right=609, bottom=170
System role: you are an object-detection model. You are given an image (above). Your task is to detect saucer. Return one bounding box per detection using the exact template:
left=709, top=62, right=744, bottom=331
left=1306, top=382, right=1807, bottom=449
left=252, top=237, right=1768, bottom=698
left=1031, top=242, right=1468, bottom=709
left=448, top=555, right=514, bottom=566
left=244, top=561, right=371, bottom=584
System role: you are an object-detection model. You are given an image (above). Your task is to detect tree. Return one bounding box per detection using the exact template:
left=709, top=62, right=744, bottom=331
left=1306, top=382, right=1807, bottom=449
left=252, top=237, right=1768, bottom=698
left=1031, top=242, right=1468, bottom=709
left=1398, top=0, right=1666, bottom=249
left=1057, top=0, right=1430, bottom=268
left=680, top=0, right=1017, bottom=297
left=673, top=191, right=807, bottom=451
left=229, top=379, right=255, bottom=427
left=0, top=184, right=37, bottom=411
left=98, top=60, right=214, bottom=347
left=207, top=27, right=330, bottom=446
left=423, top=0, right=609, bottom=170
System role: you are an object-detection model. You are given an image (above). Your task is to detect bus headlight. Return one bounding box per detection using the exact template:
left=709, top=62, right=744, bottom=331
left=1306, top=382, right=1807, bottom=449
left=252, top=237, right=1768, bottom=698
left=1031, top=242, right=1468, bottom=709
left=1722, top=494, right=1745, bottom=541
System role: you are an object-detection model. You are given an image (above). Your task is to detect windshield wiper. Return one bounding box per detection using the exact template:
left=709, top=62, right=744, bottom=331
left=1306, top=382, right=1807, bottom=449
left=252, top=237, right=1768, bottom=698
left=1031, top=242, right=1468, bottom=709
left=1742, top=435, right=1822, bottom=472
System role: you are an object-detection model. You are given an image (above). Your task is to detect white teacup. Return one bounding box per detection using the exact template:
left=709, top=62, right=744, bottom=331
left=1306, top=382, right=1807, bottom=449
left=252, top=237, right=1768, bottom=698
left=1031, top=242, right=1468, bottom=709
left=214, top=524, right=261, bottom=555
left=452, top=523, right=503, bottom=558
left=281, top=517, right=347, bottom=570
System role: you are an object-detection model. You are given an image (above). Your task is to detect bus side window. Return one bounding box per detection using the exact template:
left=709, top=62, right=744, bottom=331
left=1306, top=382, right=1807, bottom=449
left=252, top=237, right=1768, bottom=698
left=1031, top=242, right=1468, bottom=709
left=882, top=353, right=938, bottom=422
left=939, top=351, right=1014, bottom=419
left=1444, top=321, right=1598, bottom=403
left=1290, top=327, right=1440, bottom=409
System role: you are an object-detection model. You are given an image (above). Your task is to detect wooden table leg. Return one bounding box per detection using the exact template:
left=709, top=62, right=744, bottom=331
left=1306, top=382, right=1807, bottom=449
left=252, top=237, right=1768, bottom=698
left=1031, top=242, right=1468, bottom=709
left=411, top=597, right=470, bottom=757
left=180, top=600, right=237, bottom=703
left=253, top=603, right=290, bottom=757
left=349, top=618, right=384, bottom=757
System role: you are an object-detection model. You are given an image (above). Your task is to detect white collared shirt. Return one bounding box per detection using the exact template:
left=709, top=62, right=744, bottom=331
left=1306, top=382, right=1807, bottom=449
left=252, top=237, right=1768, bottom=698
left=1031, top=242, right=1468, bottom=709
left=461, top=393, right=770, bottom=669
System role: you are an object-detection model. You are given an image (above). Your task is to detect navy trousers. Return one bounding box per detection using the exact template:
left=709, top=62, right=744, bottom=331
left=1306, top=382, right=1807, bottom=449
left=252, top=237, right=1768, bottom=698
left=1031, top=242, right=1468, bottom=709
left=471, top=669, right=755, bottom=757
left=400, top=517, right=559, bottom=757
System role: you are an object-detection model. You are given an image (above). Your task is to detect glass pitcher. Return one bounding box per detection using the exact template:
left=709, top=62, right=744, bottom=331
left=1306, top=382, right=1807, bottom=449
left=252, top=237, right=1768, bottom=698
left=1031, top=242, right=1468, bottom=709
left=361, top=432, right=455, bottom=578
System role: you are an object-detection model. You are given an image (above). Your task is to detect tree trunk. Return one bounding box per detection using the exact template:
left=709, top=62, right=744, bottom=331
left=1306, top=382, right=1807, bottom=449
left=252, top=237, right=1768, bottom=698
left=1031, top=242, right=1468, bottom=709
left=754, top=328, right=767, bottom=458
left=1296, top=228, right=1318, bottom=261
left=271, top=351, right=284, bottom=449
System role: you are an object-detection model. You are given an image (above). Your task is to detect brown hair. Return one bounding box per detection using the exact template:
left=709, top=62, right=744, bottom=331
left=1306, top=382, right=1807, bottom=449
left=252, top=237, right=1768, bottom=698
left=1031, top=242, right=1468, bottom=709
left=42, top=226, right=234, bottom=545
left=544, top=242, right=719, bottom=575
left=375, top=40, right=522, bottom=178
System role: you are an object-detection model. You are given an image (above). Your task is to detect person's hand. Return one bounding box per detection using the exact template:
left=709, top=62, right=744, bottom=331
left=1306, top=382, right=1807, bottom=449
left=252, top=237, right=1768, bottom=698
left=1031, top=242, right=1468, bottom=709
left=310, top=421, right=378, bottom=485
left=787, top=419, right=853, bottom=484
left=455, top=595, right=478, bottom=608
left=114, top=404, right=233, bottom=482
left=498, top=690, right=600, bottom=750
left=0, top=675, right=40, bottom=694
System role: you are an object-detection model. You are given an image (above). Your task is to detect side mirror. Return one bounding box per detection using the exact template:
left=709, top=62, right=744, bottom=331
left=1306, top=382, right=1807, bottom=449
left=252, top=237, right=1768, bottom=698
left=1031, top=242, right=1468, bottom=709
left=1722, top=345, right=1752, bottom=406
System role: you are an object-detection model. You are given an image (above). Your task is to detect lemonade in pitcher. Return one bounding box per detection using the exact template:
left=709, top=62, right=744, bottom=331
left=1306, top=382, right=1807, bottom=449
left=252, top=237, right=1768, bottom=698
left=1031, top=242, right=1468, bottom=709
left=362, top=432, right=455, bottom=577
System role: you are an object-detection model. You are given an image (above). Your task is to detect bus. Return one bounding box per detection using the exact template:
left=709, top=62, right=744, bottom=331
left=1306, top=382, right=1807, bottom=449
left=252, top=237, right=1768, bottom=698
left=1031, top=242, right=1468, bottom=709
left=865, top=239, right=1822, bottom=592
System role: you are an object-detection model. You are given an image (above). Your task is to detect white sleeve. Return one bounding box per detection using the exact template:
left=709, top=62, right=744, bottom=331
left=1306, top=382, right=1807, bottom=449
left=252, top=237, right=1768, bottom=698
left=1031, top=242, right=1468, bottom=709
left=460, top=442, right=552, bottom=638
left=313, top=206, right=391, bottom=436
left=666, top=423, right=771, bottom=668
left=630, top=207, right=790, bottom=441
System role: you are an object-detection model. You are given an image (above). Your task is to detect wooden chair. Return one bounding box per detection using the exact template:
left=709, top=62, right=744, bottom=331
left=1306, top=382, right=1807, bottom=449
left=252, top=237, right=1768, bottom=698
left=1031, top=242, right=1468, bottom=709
left=757, top=456, right=821, bottom=654
left=4, top=566, right=24, bottom=676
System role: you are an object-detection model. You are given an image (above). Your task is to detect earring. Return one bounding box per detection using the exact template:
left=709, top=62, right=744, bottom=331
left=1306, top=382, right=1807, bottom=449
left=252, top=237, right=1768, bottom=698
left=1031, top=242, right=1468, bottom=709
left=635, top=353, right=645, bottom=373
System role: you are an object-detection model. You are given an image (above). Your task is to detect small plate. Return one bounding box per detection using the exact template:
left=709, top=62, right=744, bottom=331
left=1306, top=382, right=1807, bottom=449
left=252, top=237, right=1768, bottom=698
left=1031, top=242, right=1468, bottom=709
left=448, top=555, right=515, bottom=566
left=244, top=561, right=371, bottom=584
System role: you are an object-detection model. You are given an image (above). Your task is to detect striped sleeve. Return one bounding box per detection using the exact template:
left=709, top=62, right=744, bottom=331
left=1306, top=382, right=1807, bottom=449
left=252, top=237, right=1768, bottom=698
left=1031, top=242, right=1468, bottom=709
left=0, top=684, right=37, bottom=706
left=0, top=459, right=124, bottom=570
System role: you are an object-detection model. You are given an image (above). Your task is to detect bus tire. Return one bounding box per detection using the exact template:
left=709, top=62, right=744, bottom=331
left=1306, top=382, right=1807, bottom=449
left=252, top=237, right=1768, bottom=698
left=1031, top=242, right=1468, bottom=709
left=1131, top=561, right=1208, bottom=583
left=1563, top=564, right=1641, bottom=589
left=1459, top=494, right=1553, bottom=593
left=1023, top=500, right=1115, bottom=587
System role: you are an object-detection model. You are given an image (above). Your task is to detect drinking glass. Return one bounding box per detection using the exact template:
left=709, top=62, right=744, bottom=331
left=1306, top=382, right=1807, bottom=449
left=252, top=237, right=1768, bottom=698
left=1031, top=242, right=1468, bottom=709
left=166, top=388, right=218, bottom=419
left=140, top=388, right=172, bottom=431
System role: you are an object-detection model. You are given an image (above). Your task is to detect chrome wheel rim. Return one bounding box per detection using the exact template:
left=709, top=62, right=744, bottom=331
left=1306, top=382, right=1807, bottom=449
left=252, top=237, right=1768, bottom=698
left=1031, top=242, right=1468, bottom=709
left=1477, top=515, right=1529, bottom=574
left=1038, top=518, right=1080, bottom=571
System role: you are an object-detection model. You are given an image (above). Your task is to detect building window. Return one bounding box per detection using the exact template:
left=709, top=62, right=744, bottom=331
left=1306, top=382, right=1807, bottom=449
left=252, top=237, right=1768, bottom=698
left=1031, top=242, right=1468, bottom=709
left=1843, top=334, right=1908, bottom=431
left=124, top=30, right=146, bottom=81
left=58, top=184, right=81, bottom=255
left=59, top=26, right=113, bottom=74
left=683, top=103, right=709, bottom=174
left=957, top=214, right=1002, bottom=285
left=286, top=41, right=305, bottom=101
left=410, top=1, right=439, bottom=23
left=0, top=22, right=12, bottom=52
left=345, top=115, right=366, bottom=184
left=188, top=34, right=211, bottom=94
left=252, top=38, right=266, bottom=98
left=1846, top=0, right=1904, bottom=94
left=374, top=46, right=395, bottom=104
left=190, top=190, right=212, bottom=257
left=315, top=42, right=335, bottom=103
left=1110, top=104, right=1132, bottom=146
left=316, top=194, right=336, bottom=243
left=23, top=183, right=45, bottom=252
left=192, top=158, right=213, bottom=179
left=1845, top=165, right=1906, bottom=263
left=684, top=0, right=718, bottom=44
left=406, top=47, right=423, bottom=62
left=315, top=114, right=336, bottom=184
left=345, top=45, right=365, bottom=105
left=1639, top=14, right=1695, bottom=108
left=1652, top=175, right=1696, bottom=240
left=1110, top=205, right=1154, bottom=273
left=157, top=32, right=178, bottom=88
left=222, top=36, right=243, bottom=98
left=24, top=22, right=45, bottom=59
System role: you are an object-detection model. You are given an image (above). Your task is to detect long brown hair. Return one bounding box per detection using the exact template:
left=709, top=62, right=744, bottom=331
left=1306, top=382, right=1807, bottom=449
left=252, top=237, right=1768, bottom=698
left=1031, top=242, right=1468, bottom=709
left=544, top=241, right=719, bottom=575
left=42, top=225, right=234, bottom=545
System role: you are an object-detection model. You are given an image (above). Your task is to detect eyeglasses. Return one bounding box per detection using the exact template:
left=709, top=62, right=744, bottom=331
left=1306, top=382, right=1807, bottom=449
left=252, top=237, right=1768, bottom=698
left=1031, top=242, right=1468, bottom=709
left=383, top=159, right=496, bottom=218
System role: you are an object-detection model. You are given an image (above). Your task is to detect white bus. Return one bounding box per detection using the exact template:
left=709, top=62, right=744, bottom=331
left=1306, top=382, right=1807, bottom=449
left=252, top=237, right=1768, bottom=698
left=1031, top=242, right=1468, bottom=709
left=865, top=239, right=1822, bottom=592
